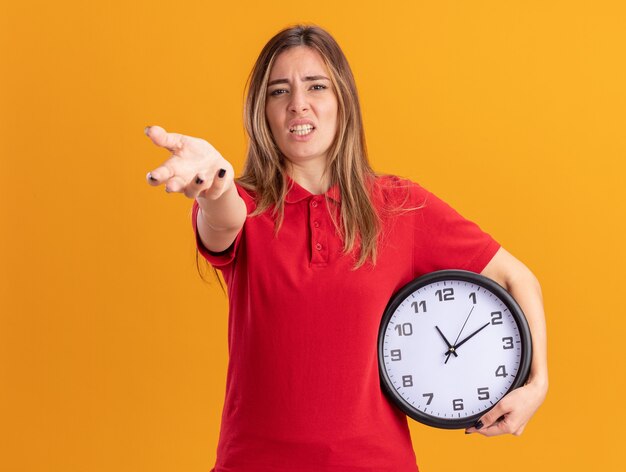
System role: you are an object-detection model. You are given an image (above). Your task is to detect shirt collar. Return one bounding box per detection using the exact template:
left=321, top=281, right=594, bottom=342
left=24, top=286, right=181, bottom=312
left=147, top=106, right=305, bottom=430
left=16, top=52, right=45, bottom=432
left=284, top=174, right=341, bottom=204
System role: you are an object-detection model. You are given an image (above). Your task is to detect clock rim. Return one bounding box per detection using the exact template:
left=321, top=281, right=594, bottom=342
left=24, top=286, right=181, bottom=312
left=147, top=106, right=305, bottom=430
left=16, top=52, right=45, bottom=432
left=377, top=269, right=533, bottom=430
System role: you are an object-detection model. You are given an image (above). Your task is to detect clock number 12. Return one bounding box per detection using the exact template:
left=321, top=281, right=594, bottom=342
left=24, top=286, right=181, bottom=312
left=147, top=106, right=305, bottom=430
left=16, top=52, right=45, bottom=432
left=435, top=288, right=454, bottom=301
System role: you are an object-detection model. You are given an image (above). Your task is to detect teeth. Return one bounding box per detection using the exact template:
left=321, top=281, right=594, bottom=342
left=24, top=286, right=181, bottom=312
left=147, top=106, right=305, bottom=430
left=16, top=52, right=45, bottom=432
left=290, top=124, right=314, bottom=135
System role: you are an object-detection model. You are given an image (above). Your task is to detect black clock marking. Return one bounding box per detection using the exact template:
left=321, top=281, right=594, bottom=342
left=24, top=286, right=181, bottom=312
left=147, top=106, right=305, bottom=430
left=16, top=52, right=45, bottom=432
left=502, top=337, right=514, bottom=349
left=495, top=365, right=508, bottom=378
left=423, top=393, right=434, bottom=405
left=435, top=288, right=454, bottom=301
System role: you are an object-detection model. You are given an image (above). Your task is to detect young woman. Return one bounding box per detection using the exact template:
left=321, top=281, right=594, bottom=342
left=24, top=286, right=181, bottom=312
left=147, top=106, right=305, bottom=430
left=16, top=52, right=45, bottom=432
left=145, top=24, right=548, bottom=472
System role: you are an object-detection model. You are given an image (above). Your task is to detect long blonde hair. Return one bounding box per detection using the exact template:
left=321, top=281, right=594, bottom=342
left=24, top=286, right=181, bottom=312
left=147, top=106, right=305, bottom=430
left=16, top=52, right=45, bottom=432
left=199, top=24, right=420, bottom=288
left=235, top=25, right=420, bottom=270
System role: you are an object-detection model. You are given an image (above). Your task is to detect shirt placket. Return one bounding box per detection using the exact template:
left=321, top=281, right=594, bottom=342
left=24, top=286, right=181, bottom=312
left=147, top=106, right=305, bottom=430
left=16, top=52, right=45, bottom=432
left=309, top=196, right=328, bottom=265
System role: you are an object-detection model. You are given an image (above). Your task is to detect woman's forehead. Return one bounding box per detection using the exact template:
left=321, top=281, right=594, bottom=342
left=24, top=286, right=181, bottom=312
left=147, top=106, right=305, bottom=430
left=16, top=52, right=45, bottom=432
left=269, top=46, right=329, bottom=81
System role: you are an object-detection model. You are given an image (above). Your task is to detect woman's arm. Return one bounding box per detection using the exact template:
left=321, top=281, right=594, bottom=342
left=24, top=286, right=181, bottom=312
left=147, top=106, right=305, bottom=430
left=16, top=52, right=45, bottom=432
left=465, top=246, right=549, bottom=436
left=196, top=182, right=247, bottom=253
left=145, top=125, right=246, bottom=252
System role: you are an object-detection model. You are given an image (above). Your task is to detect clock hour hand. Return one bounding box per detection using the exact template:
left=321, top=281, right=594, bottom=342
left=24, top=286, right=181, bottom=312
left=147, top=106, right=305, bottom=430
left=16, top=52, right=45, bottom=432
left=435, top=326, right=458, bottom=357
left=452, top=322, right=490, bottom=351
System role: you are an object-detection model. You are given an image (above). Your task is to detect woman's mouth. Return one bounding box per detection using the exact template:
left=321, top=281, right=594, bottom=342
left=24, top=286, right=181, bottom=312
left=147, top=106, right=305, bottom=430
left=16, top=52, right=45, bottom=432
left=289, top=124, right=315, bottom=136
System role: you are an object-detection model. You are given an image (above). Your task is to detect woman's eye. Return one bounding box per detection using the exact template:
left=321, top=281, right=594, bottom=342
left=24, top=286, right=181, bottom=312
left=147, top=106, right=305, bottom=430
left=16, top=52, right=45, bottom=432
left=311, top=84, right=327, bottom=91
left=269, top=89, right=288, bottom=96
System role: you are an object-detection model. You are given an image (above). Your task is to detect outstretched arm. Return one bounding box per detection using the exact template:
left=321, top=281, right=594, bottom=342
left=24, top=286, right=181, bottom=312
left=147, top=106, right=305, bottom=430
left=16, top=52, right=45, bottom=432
left=144, top=125, right=246, bottom=253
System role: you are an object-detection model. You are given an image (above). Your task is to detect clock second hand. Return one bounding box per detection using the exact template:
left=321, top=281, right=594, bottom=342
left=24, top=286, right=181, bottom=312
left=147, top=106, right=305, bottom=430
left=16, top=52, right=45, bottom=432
left=445, top=305, right=475, bottom=364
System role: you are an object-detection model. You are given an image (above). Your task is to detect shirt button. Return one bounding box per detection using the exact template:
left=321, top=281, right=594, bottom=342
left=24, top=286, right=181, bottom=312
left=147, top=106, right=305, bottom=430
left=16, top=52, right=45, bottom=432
left=315, top=243, right=322, bottom=250
left=313, top=221, right=320, bottom=228
left=311, top=200, right=318, bottom=208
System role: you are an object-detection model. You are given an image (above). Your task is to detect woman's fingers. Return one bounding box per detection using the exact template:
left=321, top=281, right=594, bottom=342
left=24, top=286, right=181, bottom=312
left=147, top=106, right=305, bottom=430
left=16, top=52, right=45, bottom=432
left=182, top=172, right=206, bottom=199
left=146, top=160, right=177, bottom=186
left=145, top=125, right=187, bottom=153
left=186, top=167, right=229, bottom=200
left=144, top=125, right=232, bottom=198
left=202, top=167, right=229, bottom=200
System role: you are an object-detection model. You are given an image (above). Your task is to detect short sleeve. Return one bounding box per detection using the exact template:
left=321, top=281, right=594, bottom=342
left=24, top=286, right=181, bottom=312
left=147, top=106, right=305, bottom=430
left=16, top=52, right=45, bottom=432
left=191, top=181, right=256, bottom=270
left=411, top=182, right=500, bottom=275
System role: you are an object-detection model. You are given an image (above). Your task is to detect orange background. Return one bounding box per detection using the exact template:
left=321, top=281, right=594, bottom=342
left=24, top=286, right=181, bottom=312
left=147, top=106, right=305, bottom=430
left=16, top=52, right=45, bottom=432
left=1, top=1, right=625, bottom=471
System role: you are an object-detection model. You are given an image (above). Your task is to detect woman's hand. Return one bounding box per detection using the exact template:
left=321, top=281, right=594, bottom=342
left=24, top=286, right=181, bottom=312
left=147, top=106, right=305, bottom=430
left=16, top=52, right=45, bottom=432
left=144, top=125, right=235, bottom=200
left=464, top=379, right=548, bottom=436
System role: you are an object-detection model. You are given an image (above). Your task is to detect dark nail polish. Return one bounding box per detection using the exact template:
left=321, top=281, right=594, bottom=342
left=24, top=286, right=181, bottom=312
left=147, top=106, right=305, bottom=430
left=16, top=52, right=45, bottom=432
left=474, top=420, right=483, bottom=430
left=195, top=176, right=204, bottom=185
left=144, top=126, right=151, bottom=136
left=465, top=431, right=471, bottom=434
left=148, top=173, right=158, bottom=182
left=218, top=168, right=226, bottom=178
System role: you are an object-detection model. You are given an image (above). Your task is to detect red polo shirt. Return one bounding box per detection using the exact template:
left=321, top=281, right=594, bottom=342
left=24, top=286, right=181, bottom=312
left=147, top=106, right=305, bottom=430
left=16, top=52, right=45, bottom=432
left=191, top=174, right=500, bottom=472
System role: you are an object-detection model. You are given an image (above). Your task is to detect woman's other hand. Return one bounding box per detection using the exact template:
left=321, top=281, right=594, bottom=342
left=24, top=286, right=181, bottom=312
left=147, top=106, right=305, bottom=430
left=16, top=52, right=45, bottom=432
left=464, top=380, right=548, bottom=436
left=144, top=125, right=235, bottom=201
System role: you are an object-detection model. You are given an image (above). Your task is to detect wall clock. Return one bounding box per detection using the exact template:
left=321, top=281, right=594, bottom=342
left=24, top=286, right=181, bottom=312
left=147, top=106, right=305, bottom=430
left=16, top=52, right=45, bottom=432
left=378, top=270, right=532, bottom=429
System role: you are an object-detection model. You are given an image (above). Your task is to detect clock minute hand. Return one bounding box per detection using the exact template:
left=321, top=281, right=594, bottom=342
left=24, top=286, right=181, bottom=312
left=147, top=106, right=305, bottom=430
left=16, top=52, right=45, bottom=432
left=452, top=322, right=490, bottom=351
left=435, top=326, right=458, bottom=357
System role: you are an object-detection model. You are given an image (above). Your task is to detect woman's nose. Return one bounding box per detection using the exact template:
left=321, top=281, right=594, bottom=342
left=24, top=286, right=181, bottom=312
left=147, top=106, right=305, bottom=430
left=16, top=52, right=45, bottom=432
left=288, top=87, right=309, bottom=113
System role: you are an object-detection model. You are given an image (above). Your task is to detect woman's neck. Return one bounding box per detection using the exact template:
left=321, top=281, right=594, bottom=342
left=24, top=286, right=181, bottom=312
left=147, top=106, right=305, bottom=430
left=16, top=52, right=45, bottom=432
left=286, top=160, right=330, bottom=195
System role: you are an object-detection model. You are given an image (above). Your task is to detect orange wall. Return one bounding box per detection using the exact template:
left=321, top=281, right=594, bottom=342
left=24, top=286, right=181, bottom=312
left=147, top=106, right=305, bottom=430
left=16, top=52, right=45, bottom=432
left=1, top=1, right=624, bottom=471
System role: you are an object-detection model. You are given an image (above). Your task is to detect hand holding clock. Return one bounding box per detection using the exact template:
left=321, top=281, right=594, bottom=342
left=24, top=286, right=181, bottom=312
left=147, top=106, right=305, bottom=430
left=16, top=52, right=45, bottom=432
left=464, top=378, right=547, bottom=436
left=379, top=251, right=548, bottom=435
left=464, top=247, right=549, bottom=437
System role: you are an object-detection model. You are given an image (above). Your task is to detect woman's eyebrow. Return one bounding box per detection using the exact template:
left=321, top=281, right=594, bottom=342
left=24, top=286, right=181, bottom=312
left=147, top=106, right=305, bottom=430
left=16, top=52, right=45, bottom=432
left=267, top=75, right=330, bottom=86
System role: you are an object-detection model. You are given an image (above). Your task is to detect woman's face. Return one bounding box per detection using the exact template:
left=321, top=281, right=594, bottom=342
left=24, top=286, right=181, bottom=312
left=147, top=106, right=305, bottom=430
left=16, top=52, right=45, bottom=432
left=265, top=46, right=339, bottom=169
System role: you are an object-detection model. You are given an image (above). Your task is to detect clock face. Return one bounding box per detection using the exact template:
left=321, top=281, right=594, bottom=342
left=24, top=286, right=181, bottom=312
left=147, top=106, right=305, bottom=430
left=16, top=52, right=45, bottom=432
left=378, top=270, right=532, bottom=429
